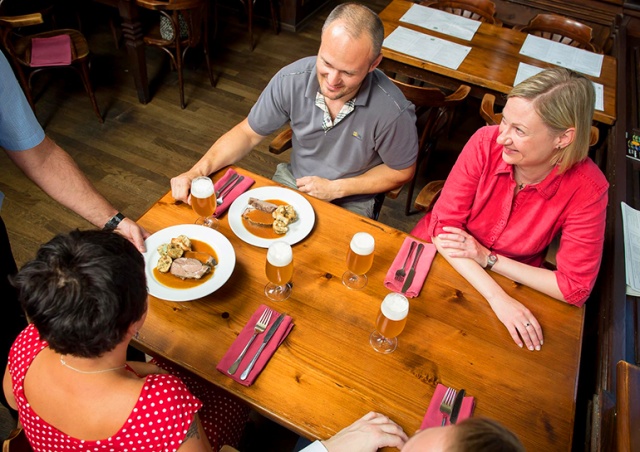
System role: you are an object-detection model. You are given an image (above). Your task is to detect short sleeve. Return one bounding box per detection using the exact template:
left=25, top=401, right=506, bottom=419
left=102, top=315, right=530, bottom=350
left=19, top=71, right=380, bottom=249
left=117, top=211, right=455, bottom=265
left=0, top=53, right=45, bottom=151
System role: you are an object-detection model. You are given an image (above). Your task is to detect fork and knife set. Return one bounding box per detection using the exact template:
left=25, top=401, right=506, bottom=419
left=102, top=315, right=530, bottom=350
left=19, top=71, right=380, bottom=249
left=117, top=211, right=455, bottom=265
left=384, top=237, right=437, bottom=297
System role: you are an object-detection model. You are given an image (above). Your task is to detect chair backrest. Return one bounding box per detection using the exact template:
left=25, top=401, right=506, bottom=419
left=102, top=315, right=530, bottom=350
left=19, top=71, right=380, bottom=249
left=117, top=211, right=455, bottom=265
left=137, top=0, right=208, bottom=45
left=515, top=13, right=600, bottom=53
left=2, top=427, right=33, bottom=452
left=479, top=93, right=599, bottom=147
left=616, top=360, right=640, bottom=451
left=420, top=0, right=502, bottom=26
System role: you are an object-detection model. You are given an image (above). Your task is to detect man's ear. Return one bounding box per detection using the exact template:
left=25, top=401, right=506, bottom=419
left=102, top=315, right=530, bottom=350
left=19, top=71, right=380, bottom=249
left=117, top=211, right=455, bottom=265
left=369, top=53, right=383, bottom=72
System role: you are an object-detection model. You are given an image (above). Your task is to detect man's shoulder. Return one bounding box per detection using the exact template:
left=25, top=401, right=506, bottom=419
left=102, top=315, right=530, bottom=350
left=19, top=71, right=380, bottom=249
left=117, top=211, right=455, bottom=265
left=276, top=56, right=316, bottom=78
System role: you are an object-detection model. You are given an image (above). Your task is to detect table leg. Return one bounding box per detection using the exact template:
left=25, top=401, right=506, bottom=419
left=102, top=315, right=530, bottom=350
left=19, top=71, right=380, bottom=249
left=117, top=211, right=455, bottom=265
left=117, top=0, right=149, bottom=104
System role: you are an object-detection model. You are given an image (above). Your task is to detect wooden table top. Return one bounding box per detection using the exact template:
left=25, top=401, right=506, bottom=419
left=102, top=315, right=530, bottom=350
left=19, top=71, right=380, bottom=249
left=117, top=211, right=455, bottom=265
left=379, top=0, right=617, bottom=125
left=134, top=167, right=585, bottom=451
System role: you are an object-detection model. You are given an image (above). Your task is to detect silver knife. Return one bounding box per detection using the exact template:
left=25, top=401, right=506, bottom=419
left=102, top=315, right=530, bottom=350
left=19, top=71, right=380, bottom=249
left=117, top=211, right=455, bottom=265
left=240, top=313, right=285, bottom=381
left=401, top=243, right=424, bottom=293
left=449, top=389, right=466, bottom=424
left=215, top=173, right=239, bottom=196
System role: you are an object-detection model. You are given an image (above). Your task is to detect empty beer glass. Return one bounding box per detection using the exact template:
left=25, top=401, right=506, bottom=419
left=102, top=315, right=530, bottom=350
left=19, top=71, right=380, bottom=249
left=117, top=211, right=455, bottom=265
left=191, top=176, right=219, bottom=229
left=265, top=241, right=293, bottom=301
left=342, top=232, right=375, bottom=290
left=370, top=293, right=409, bottom=353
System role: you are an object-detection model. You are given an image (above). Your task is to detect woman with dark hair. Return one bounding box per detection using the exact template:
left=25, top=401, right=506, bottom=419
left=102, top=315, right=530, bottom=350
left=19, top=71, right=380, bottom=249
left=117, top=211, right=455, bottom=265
left=2, top=230, right=245, bottom=451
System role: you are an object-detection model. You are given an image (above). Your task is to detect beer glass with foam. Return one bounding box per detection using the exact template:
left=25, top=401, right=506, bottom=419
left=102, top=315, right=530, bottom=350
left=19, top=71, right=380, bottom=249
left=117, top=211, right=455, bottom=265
left=370, top=293, right=409, bottom=353
left=342, top=232, right=375, bottom=290
left=191, top=176, right=219, bottom=229
left=265, top=241, right=293, bottom=301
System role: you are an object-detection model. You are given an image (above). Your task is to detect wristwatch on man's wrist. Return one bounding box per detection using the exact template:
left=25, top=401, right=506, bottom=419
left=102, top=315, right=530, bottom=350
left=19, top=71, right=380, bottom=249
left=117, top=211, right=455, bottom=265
left=103, top=212, right=125, bottom=231
left=485, top=253, right=498, bottom=270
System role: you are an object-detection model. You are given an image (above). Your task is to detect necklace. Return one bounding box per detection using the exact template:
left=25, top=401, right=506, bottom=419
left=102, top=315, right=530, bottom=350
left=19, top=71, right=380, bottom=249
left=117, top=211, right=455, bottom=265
left=60, top=357, right=126, bottom=374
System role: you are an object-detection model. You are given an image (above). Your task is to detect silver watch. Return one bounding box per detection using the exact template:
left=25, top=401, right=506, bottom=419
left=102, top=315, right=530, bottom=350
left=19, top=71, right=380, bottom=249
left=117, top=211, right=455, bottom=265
left=485, top=253, right=498, bottom=270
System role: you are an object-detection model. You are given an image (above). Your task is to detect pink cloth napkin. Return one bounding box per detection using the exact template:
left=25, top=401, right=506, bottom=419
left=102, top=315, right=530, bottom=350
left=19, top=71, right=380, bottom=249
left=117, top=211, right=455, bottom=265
left=213, top=168, right=254, bottom=218
left=421, top=384, right=475, bottom=429
left=384, top=237, right=436, bottom=297
left=30, top=35, right=72, bottom=67
left=216, top=305, right=294, bottom=386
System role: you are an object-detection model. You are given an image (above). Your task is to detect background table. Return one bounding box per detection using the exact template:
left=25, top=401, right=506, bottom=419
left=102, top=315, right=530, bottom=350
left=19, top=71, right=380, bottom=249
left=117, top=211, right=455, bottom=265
left=379, top=0, right=617, bottom=125
left=134, top=167, right=585, bottom=451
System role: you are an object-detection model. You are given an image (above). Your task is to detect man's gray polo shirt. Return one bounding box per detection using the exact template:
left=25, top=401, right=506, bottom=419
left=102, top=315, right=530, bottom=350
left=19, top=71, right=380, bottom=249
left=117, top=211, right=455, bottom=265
left=248, top=56, right=418, bottom=202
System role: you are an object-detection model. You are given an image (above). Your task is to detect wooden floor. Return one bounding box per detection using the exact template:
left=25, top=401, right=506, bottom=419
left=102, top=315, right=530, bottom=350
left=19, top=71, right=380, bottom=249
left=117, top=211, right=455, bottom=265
left=0, top=0, right=483, bottom=269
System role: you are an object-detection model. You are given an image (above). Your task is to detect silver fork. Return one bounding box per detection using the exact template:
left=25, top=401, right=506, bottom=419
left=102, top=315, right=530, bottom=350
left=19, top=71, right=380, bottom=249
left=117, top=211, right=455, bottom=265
left=439, top=387, right=457, bottom=426
left=395, top=241, right=417, bottom=281
left=217, top=175, right=244, bottom=205
left=227, top=308, right=272, bottom=375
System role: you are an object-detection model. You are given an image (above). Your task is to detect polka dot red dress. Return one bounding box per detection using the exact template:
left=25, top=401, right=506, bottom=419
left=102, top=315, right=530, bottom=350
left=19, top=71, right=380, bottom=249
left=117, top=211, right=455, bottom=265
left=8, top=325, right=203, bottom=452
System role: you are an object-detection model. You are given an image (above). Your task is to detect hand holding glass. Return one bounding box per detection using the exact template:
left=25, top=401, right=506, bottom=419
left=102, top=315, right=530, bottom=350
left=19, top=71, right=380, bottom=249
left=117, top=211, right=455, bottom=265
left=191, top=176, right=219, bottom=229
left=370, top=293, right=409, bottom=353
left=265, top=241, right=293, bottom=301
left=342, top=232, right=375, bottom=290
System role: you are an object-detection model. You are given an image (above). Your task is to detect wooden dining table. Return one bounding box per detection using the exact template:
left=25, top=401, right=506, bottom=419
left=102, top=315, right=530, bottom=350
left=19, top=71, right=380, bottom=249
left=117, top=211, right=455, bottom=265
left=133, top=166, right=585, bottom=451
left=378, top=0, right=617, bottom=126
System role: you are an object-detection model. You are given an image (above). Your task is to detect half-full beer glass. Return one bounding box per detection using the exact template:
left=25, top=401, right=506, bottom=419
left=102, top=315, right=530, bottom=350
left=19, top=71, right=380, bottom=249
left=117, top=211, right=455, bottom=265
left=191, top=176, right=219, bottom=229
left=265, top=241, right=293, bottom=301
left=370, top=293, right=409, bottom=353
left=342, top=232, right=375, bottom=290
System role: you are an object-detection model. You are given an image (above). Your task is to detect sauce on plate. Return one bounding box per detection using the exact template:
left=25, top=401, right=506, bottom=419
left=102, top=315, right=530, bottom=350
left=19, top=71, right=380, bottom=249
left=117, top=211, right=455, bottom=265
left=241, top=199, right=288, bottom=239
left=153, top=239, right=217, bottom=289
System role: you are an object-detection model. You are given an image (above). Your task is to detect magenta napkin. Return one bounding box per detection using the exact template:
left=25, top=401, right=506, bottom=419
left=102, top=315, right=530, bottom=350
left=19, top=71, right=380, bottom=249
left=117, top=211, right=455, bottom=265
left=420, top=384, right=475, bottom=428
left=216, top=305, right=294, bottom=386
left=30, top=35, right=72, bottom=67
left=213, top=169, right=254, bottom=218
left=384, top=237, right=436, bottom=297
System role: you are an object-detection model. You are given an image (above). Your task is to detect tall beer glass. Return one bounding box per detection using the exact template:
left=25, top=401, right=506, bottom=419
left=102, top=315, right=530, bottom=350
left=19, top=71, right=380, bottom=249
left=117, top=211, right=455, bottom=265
left=370, top=293, right=409, bottom=353
left=342, top=232, right=375, bottom=290
left=265, top=241, right=293, bottom=301
left=191, top=176, right=219, bottom=229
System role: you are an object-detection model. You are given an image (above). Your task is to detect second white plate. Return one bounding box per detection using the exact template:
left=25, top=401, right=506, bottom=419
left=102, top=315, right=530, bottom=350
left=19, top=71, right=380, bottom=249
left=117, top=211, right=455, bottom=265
left=228, top=186, right=315, bottom=248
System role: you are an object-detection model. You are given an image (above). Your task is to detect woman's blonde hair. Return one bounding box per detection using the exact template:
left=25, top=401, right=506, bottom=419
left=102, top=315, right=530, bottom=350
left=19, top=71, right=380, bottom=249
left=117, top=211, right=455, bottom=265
left=508, top=68, right=595, bottom=173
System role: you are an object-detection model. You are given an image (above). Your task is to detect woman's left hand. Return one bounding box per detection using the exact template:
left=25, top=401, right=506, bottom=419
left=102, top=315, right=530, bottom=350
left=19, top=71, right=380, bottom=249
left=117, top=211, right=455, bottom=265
left=437, top=226, right=489, bottom=267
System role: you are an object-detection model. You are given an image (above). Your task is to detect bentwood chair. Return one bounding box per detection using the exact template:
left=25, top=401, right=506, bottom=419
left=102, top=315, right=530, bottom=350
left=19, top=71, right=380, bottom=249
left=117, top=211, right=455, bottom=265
left=514, top=14, right=601, bottom=53
left=0, top=12, right=103, bottom=122
left=389, top=77, right=470, bottom=215
left=137, top=0, right=214, bottom=109
left=2, top=427, right=33, bottom=452
left=420, top=0, right=502, bottom=26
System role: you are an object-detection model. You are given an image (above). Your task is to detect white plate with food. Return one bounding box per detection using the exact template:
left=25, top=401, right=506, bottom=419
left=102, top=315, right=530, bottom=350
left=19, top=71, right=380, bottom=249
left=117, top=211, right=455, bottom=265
left=228, top=186, right=315, bottom=248
left=143, top=224, right=235, bottom=302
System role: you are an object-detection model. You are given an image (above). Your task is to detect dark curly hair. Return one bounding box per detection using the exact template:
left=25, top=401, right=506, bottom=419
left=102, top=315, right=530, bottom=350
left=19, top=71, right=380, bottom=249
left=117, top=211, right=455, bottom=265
left=12, top=229, right=147, bottom=358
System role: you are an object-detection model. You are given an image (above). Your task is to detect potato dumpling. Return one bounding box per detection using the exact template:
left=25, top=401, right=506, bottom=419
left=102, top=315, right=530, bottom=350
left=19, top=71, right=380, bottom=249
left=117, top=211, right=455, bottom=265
left=157, top=254, right=173, bottom=273
left=166, top=243, right=184, bottom=259
left=171, top=235, right=192, bottom=251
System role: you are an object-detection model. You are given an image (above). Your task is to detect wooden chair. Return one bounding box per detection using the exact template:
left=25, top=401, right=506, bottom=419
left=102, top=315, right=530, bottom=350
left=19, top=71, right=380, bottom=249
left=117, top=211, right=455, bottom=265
left=137, top=0, right=214, bottom=109
left=514, top=13, right=601, bottom=53
left=390, top=77, right=470, bottom=215
left=241, top=0, right=279, bottom=51
left=420, top=0, right=502, bottom=26
left=616, top=360, right=640, bottom=452
left=2, top=427, right=32, bottom=452
left=0, top=12, right=103, bottom=122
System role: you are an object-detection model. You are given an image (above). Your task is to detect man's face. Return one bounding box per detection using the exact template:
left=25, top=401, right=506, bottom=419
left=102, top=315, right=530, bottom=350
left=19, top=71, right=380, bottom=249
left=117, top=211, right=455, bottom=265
left=316, top=22, right=381, bottom=102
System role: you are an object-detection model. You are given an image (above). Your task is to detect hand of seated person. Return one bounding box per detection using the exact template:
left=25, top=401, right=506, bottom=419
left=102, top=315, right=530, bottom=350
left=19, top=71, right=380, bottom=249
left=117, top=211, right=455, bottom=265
left=171, top=173, right=194, bottom=204
left=296, top=176, right=340, bottom=201
left=321, top=411, right=408, bottom=452
left=117, top=218, right=149, bottom=253
left=435, top=226, right=490, bottom=267
left=488, top=293, right=544, bottom=351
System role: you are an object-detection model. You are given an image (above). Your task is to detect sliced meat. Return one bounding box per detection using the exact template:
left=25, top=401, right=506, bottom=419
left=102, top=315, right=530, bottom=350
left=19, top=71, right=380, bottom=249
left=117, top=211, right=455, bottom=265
left=242, top=207, right=274, bottom=227
left=248, top=197, right=278, bottom=213
left=170, top=257, right=211, bottom=280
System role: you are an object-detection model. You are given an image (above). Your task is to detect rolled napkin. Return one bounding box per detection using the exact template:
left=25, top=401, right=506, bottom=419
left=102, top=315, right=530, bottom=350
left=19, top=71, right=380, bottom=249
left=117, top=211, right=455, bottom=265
left=213, top=168, right=255, bottom=218
left=31, top=35, right=72, bottom=67
left=216, top=305, right=294, bottom=386
left=384, top=237, right=436, bottom=297
left=421, top=383, right=475, bottom=429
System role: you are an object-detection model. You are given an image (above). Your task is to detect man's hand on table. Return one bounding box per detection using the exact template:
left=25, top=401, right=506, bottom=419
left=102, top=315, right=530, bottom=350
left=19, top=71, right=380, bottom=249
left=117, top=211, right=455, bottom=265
left=296, top=176, right=341, bottom=201
left=321, top=412, right=408, bottom=452
left=116, top=218, right=149, bottom=253
left=171, top=173, right=195, bottom=204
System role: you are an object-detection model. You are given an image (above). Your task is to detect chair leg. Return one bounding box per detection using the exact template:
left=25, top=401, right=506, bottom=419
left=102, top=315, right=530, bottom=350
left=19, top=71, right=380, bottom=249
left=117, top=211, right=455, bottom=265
left=269, top=0, right=279, bottom=34
left=175, top=43, right=186, bottom=109
left=77, top=59, right=103, bottom=123
left=203, top=16, right=215, bottom=86
left=248, top=0, right=254, bottom=51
